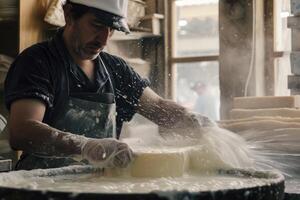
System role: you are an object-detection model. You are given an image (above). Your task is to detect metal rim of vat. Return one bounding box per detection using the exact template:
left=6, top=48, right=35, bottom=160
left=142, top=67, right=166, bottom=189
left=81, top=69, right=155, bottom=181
left=284, top=178, right=300, bottom=200
left=0, top=165, right=285, bottom=200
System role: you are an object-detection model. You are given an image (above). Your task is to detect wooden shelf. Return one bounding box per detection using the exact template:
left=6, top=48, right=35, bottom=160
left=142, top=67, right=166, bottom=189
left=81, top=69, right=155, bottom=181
left=0, top=19, right=17, bottom=25
left=111, top=30, right=161, bottom=41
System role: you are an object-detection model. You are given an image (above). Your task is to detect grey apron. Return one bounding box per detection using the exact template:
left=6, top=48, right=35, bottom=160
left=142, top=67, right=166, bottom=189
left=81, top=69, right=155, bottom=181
left=16, top=57, right=116, bottom=170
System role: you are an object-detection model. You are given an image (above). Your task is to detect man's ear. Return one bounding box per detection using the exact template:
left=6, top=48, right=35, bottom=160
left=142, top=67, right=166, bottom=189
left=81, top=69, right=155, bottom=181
left=63, top=3, right=73, bottom=25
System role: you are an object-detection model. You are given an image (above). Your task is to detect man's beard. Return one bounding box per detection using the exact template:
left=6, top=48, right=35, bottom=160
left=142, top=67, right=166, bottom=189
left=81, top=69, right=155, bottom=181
left=71, top=30, right=101, bottom=60
left=74, top=42, right=100, bottom=60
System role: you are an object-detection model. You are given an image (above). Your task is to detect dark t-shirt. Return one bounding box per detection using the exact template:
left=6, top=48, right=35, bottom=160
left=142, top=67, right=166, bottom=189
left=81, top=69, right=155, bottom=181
left=4, top=30, right=149, bottom=137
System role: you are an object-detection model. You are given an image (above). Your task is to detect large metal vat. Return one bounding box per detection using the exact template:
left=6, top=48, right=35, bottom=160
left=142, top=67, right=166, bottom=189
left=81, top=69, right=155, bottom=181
left=284, top=177, right=300, bottom=200
left=0, top=166, right=285, bottom=200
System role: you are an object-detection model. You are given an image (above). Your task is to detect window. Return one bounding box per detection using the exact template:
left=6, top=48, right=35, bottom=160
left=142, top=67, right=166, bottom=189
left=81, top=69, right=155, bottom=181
left=176, top=61, right=220, bottom=120
left=167, top=0, right=220, bottom=120
left=175, top=0, right=219, bottom=57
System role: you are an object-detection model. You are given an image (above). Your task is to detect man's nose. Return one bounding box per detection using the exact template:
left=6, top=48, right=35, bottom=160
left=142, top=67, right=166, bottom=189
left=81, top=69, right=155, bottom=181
left=96, top=28, right=111, bottom=45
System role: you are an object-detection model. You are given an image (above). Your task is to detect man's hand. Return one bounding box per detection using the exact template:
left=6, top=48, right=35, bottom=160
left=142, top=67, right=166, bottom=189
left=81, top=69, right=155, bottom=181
left=159, top=112, right=216, bottom=137
left=186, top=112, right=216, bottom=128
left=81, top=138, right=134, bottom=168
left=137, top=87, right=217, bottom=136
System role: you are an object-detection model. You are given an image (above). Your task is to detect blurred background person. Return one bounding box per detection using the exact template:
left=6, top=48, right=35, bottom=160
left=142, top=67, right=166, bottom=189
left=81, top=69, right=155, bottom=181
left=192, top=82, right=218, bottom=121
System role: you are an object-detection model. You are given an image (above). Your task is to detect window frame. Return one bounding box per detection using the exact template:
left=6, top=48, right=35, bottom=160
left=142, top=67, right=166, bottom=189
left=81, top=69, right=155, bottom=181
left=264, top=0, right=291, bottom=95
left=165, top=0, right=220, bottom=99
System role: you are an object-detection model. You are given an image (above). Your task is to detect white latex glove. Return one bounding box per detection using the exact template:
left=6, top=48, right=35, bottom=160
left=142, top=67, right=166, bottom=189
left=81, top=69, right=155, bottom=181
left=80, top=138, right=134, bottom=168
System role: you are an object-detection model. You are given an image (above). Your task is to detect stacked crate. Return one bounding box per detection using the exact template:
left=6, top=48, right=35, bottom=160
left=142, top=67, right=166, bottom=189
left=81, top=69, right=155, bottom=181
left=288, top=0, right=300, bottom=94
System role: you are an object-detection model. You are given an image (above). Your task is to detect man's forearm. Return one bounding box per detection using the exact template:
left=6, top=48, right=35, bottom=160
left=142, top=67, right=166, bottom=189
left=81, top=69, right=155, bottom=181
left=138, top=98, right=195, bottom=129
left=137, top=87, right=197, bottom=129
left=9, top=120, right=84, bottom=158
left=9, top=119, right=134, bottom=168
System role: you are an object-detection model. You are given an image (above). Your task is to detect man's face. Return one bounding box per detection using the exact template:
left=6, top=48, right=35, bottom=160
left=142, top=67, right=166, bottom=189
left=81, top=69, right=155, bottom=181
left=68, top=12, right=114, bottom=60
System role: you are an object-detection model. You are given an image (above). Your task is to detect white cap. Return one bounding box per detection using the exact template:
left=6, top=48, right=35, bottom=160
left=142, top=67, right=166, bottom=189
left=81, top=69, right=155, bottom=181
left=69, top=0, right=130, bottom=33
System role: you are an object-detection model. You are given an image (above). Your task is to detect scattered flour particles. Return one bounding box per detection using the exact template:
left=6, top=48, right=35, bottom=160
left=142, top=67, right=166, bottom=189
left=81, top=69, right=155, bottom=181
left=118, top=126, right=256, bottom=177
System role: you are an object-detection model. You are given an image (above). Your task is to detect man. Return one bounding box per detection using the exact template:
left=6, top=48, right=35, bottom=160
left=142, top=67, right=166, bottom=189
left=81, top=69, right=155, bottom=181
left=192, top=82, right=218, bottom=120
left=4, top=0, right=213, bottom=170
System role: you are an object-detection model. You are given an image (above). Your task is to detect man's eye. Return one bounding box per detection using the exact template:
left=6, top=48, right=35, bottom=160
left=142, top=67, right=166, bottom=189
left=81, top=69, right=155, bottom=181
left=93, top=24, right=103, bottom=28
left=91, top=22, right=112, bottom=32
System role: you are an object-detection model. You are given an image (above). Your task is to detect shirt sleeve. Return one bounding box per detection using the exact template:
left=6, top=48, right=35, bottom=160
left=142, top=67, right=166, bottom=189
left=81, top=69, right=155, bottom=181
left=104, top=54, right=150, bottom=122
left=4, top=47, right=55, bottom=110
